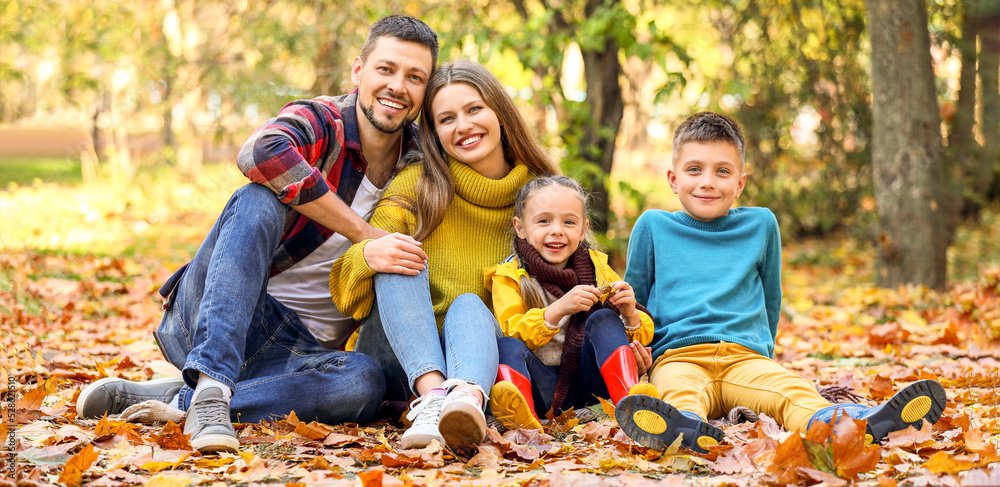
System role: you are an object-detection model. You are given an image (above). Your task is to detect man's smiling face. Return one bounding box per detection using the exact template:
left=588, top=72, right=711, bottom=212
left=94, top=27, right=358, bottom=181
left=352, top=36, right=434, bottom=134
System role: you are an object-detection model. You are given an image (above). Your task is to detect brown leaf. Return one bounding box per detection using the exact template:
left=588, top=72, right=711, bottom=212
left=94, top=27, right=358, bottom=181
left=57, top=443, right=99, bottom=487
left=323, top=432, right=363, bottom=447
left=868, top=321, right=909, bottom=346
left=17, top=386, right=47, bottom=412
left=884, top=420, right=935, bottom=451
left=230, top=457, right=284, bottom=482
left=830, top=415, right=879, bottom=480
left=766, top=432, right=812, bottom=485
left=799, top=467, right=848, bottom=486
left=153, top=420, right=192, bottom=451
left=869, top=374, right=894, bottom=400
left=466, top=444, right=503, bottom=469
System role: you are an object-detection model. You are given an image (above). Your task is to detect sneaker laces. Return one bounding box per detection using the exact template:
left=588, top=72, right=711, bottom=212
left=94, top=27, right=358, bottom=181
left=190, top=397, right=231, bottom=427
left=110, top=389, right=148, bottom=412
left=406, top=393, right=444, bottom=427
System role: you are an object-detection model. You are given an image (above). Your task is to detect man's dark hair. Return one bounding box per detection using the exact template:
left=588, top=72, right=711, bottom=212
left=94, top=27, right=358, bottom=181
left=360, top=15, right=439, bottom=67
left=672, top=112, right=746, bottom=165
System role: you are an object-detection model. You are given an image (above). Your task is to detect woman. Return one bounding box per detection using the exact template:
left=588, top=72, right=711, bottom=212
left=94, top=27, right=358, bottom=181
left=330, top=60, right=560, bottom=452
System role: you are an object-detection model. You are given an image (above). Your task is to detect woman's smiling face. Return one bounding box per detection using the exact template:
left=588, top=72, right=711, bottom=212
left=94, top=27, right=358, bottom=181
left=431, top=82, right=508, bottom=180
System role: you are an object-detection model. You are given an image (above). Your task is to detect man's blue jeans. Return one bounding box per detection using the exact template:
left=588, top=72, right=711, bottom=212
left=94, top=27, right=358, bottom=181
left=353, top=269, right=500, bottom=404
left=153, top=183, right=384, bottom=424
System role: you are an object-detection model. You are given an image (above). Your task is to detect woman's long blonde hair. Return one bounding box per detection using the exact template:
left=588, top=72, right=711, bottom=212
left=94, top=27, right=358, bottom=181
left=393, top=60, right=559, bottom=241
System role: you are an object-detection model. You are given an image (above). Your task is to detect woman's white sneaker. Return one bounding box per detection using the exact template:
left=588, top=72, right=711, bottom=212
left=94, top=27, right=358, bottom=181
left=438, top=379, right=487, bottom=453
left=399, top=391, right=446, bottom=449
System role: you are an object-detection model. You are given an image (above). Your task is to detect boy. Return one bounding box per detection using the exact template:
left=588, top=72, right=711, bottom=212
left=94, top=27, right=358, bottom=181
left=616, top=112, right=946, bottom=453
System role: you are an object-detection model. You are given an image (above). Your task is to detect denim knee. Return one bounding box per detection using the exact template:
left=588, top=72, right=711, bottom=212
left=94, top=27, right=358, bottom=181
left=229, top=183, right=287, bottom=231
left=498, top=337, right=531, bottom=365
left=585, top=309, right=625, bottom=335
left=310, top=352, right=385, bottom=424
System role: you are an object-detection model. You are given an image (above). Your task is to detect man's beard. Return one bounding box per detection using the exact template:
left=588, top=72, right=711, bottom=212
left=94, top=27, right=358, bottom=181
left=360, top=95, right=415, bottom=134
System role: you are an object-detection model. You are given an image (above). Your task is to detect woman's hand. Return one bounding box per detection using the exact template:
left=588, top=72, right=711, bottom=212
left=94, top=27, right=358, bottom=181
left=362, top=233, right=428, bottom=275
left=544, top=285, right=600, bottom=325
left=631, top=340, right=653, bottom=377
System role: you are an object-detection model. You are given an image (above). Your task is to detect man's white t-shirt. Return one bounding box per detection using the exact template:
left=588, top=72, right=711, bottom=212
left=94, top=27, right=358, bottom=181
left=266, top=175, right=386, bottom=349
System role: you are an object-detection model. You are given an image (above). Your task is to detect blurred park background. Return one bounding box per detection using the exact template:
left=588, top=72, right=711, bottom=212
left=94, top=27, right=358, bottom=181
left=1, top=0, right=999, bottom=291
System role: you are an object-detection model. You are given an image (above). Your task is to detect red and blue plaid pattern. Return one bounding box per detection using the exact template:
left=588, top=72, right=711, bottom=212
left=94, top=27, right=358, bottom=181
left=236, top=90, right=419, bottom=276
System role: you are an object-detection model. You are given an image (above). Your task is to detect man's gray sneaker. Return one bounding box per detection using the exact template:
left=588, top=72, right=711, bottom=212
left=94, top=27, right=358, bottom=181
left=184, top=387, right=239, bottom=453
left=77, top=377, right=185, bottom=419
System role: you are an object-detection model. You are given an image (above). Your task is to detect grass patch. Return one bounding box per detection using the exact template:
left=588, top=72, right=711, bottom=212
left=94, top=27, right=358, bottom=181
left=0, top=157, right=83, bottom=188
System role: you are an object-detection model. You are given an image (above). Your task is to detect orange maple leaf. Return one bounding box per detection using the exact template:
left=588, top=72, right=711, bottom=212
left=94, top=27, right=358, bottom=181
left=830, top=415, right=880, bottom=479
left=17, top=386, right=47, bottom=411
left=358, top=469, right=384, bottom=487
left=57, top=443, right=99, bottom=487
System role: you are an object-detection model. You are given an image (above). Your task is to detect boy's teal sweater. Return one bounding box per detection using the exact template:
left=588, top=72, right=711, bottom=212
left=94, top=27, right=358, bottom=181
left=624, top=207, right=782, bottom=359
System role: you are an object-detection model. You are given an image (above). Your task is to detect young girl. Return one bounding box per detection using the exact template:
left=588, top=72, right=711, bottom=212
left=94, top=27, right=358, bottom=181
left=485, top=176, right=658, bottom=431
left=330, top=60, right=560, bottom=452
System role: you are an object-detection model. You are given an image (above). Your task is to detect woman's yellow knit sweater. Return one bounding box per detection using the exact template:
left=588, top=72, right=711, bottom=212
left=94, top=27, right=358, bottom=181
left=329, top=159, right=534, bottom=328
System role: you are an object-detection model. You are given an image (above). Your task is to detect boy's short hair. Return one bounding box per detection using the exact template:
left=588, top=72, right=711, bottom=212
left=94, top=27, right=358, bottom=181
left=672, top=112, right=746, bottom=167
left=360, top=15, right=440, bottom=67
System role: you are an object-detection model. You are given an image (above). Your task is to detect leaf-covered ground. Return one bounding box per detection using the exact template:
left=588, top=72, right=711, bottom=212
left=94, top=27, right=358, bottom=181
left=2, top=169, right=1000, bottom=486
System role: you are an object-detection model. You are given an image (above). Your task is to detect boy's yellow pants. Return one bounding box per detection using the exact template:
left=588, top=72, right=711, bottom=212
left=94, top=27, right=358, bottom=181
left=648, top=342, right=834, bottom=433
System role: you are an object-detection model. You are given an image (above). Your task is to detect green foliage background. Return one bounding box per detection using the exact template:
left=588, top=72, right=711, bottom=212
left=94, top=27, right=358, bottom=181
left=1, top=0, right=997, bottom=270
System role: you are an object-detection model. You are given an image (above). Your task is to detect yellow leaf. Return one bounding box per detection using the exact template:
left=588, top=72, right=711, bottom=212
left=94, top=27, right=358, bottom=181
left=145, top=473, right=193, bottom=487
left=141, top=452, right=189, bottom=472
left=925, top=451, right=977, bottom=474
left=597, top=396, right=616, bottom=418
left=57, top=443, right=99, bottom=487
left=238, top=449, right=256, bottom=464
left=94, top=359, right=109, bottom=379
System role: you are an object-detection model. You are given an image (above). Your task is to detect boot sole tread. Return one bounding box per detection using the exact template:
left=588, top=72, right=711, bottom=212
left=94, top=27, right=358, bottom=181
left=615, top=395, right=723, bottom=453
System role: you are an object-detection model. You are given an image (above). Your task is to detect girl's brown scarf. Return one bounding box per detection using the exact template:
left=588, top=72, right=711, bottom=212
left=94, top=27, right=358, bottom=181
left=515, top=238, right=602, bottom=414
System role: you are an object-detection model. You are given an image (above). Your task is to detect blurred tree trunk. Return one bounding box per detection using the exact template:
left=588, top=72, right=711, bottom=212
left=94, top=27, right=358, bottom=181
left=954, top=0, right=979, bottom=220
left=866, top=0, right=950, bottom=290
left=980, top=9, right=1000, bottom=199
left=581, top=38, right=624, bottom=232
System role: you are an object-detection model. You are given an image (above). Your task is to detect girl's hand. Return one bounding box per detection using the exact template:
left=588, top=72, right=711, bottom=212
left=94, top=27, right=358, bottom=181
left=631, top=340, right=653, bottom=377
left=546, top=285, right=601, bottom=324
left=608, top=281, right=639, bottom=322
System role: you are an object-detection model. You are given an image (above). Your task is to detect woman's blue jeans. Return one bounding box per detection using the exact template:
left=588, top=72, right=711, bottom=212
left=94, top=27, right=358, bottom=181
left=353, top=269, right=500, bottom=405
left=153, top=183, right=384, bottom=424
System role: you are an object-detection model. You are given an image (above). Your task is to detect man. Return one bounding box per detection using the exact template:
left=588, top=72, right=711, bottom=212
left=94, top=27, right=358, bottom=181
left=76, top=15, right=437, bottom=453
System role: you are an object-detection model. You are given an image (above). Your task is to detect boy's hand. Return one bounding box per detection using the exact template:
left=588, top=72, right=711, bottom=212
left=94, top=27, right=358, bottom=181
left=546, top=285, right=601, bottom=325
left=631, top=341, right=653, bottom=377
left=608, top=281, right=639, bottom=324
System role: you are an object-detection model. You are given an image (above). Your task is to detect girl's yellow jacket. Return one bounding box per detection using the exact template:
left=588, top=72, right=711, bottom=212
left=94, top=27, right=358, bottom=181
left=484, top=248, right=654, bottom=352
